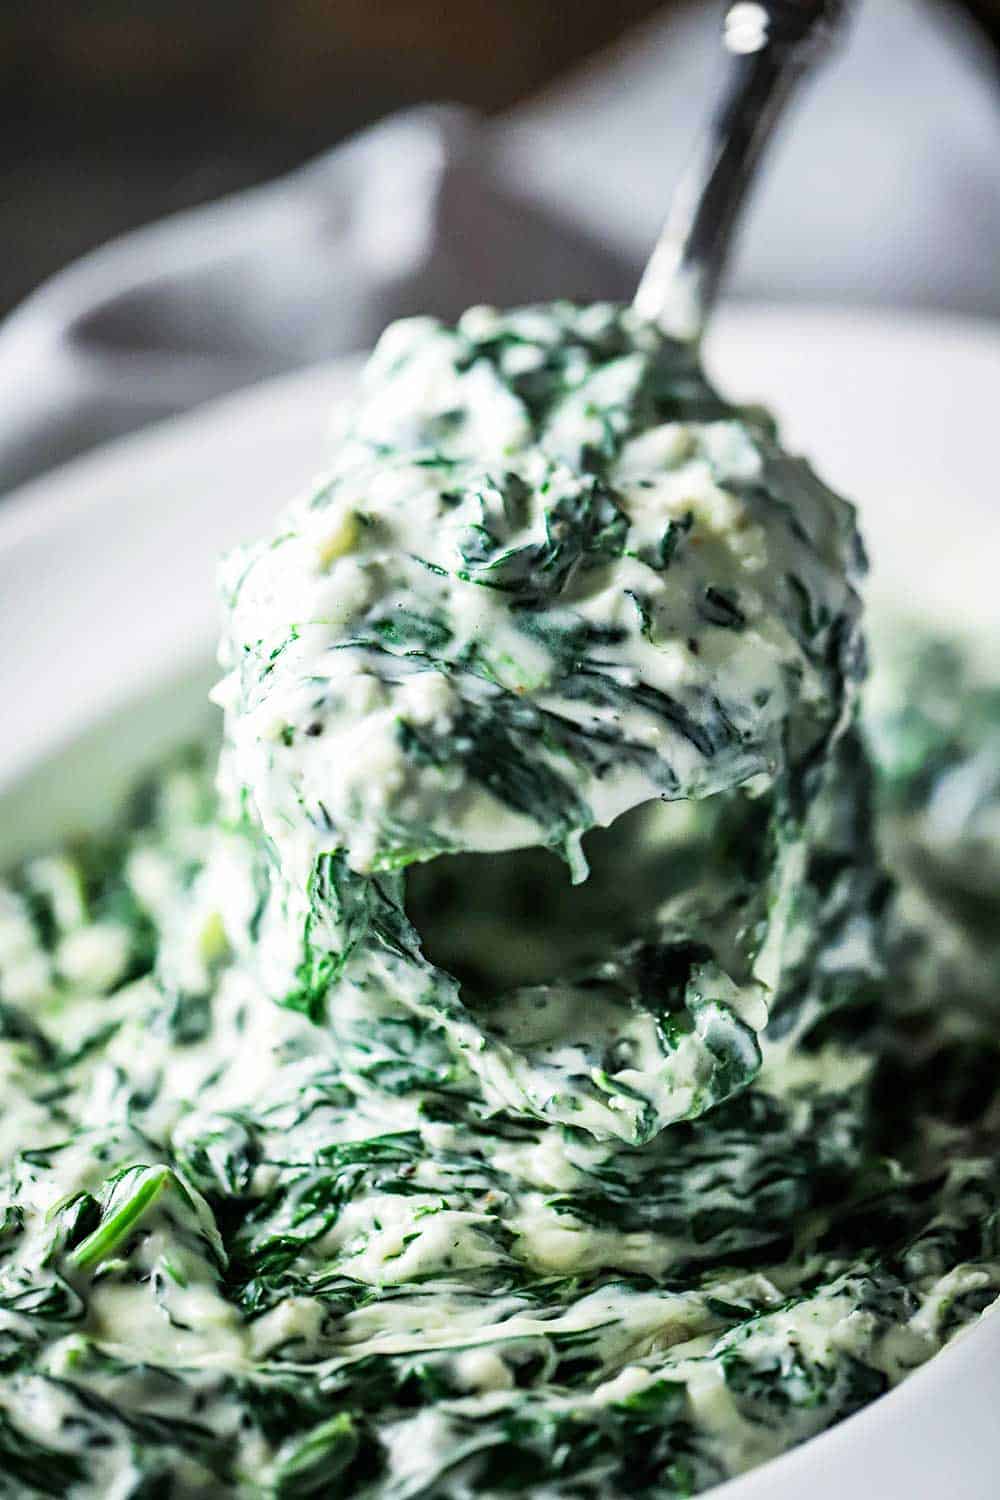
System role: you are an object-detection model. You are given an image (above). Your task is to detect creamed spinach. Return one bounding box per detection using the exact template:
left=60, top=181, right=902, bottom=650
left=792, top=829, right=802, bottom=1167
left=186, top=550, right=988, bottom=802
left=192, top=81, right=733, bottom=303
left=1, top=303, right=997, bottom=1498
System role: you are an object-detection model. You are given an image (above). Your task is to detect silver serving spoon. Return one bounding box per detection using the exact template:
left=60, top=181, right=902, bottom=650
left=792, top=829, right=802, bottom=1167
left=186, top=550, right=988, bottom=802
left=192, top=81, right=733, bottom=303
left=634, top=1, right=850, bottom=341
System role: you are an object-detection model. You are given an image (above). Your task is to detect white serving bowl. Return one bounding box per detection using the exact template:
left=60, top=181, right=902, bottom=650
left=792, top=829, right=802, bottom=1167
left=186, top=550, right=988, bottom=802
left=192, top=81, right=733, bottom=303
left=2, top=304, right=998, bottom=1496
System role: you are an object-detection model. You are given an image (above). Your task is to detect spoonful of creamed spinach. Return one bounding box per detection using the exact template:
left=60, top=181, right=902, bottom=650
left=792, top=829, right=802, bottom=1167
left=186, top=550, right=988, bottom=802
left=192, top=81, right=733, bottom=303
left=215, top=300, right=863, bottom=1144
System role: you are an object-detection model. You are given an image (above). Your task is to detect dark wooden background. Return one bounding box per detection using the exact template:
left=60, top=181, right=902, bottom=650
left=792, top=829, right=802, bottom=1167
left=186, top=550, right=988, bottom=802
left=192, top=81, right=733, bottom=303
left=1, top=0, right=997, bottom=317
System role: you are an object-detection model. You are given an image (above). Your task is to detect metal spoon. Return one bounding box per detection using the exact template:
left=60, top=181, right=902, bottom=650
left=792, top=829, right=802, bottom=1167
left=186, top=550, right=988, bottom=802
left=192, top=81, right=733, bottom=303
left=634, top=1, right=850, bottom=341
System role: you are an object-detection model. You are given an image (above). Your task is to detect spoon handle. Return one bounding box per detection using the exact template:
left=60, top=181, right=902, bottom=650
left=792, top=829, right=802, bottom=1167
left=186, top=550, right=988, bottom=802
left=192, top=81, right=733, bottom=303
left=633, top=1, right=849, bottom=341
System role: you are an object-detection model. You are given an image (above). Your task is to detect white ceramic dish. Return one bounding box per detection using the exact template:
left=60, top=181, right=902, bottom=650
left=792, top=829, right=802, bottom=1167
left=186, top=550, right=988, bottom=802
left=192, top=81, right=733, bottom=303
left=2, top=304, right=999, bottom=1496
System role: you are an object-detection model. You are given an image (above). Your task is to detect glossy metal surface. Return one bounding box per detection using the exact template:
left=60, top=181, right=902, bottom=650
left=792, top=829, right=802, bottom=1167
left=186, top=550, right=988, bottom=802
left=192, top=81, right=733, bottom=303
left=634, top=2, right=848, bottom=337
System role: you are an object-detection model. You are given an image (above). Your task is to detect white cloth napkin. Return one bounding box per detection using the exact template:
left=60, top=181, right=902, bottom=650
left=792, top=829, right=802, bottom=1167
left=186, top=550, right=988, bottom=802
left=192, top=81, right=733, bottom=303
left=1, top=0, right=997, bottom=495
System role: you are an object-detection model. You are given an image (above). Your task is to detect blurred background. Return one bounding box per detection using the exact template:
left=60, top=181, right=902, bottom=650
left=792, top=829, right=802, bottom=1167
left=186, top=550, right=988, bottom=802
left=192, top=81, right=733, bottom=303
left=1, top=0, right=999, bottom=494
left=2, top=0, right=998, bottom=318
